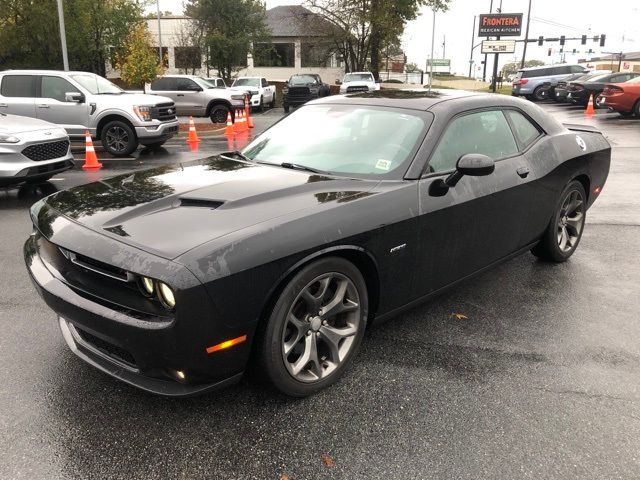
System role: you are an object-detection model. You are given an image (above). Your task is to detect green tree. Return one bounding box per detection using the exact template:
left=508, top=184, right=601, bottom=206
left=116, top=23, right=165, bottom=91
left=0, top=0, right=144, bottom=75
left=185, top=0, right=270, bottom=83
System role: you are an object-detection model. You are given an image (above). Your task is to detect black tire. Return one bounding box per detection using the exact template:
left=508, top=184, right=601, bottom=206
left=283, top=103, right=290, bottom=113
left=531, top=180, right=587, bottom=263
left=270, top=94, right=276, bottom=108
left=633, top=99, right=640, bottom=117
left=533, top=86, right=547, bottom=101
left=259, top=257, right=368, bottom=397
left=101, top=120, right=137, bottom=157
left=209, top=104, right=230, bottom=124
left=258, top=96, right=264, bottom=112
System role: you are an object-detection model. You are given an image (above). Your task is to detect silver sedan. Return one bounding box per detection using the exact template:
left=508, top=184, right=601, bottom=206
left=0, top=113, right=74, bottom=186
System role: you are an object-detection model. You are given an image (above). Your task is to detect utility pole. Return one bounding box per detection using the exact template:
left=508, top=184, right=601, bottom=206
left=520, top=0, right=532, bottom=68
left=482, top=0, right=494, bottom=82
left=156, top=0, right=163, bottom=65
left=442, top=35, right=446, bottom=59
left=468, top=16, right=476, bottom=78
left=56, top=0, right=69, bottom=71
left=428, top=8, right=436, bottom=93
left=490, top=0, right=503, bottom=92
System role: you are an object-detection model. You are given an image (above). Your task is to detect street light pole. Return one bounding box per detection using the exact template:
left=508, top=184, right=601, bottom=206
left=520, top=0, right=532, bottom=68
left=428, top=8, right=436, bottom=93
left=56, top=0, right=69, bottom=71
left=156, top=0, right=163, bottom=64
left=468, top=15, right=476, bottom=78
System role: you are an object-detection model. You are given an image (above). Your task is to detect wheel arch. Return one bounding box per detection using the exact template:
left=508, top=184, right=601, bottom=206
left=206, top=99, right=232, bottom=117
left=96, top=114, right=136, bottom=139
left=572, top=173, right=591, bottom=203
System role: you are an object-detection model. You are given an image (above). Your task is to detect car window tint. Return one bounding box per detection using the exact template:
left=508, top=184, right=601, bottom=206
left=428, top=110, right=518, bottom=173
left=151, top=78, right=171, bottom=90
left=261, top=78, right=268, bottom=87
left=506, top=110, right=541, bottom=149
left=41, top=76, right=78, bottom=102
left=1, top=75, right=36, bottom=97
left=176, top=78, right=197, bottom=90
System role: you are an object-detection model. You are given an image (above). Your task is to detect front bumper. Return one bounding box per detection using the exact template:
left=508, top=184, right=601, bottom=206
left=24, top=220, right=251, bottom=397
left=0, top=136, right=74, bottom=185
left=135, top=119, right=180, bottom=140
left=283, top=94, right=319, bottom=106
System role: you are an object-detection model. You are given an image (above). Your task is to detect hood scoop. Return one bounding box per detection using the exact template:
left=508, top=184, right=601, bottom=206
left=178, top=197, right=225, bottom=209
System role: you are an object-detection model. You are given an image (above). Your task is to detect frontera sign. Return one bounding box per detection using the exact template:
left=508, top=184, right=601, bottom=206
left=478, top=13, right=523, bottom=37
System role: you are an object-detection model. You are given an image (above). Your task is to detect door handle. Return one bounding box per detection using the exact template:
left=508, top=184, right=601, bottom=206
left=517, top=166, right=530, bottom=178
left=0, top=103, right=7, bottom=108
left=37, top=104, right=50, bottom=108
left=177, top=94, right=184, bottom=97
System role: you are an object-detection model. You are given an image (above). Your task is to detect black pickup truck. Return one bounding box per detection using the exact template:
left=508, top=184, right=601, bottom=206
left=282, top=74, right=331, bottom=112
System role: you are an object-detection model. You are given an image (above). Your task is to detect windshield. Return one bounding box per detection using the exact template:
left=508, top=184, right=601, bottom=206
left=71, top=74, right=123, bottom=94
left=233, top=78, right=260, bottom=87
left=242, top=105, right=428, bottom=178
left=343, top=73, right=374, bottom=83
left=290, top=75, right=318, bottom=85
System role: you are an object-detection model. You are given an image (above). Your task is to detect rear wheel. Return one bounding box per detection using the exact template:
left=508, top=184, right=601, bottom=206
left=259, top=257, right=368, bottom=397
left=633, top=99, right=640, bottom=117
left=101, top=120, right=137, bottom=157
left=533, top=86, right=547, bottom=101
left=531, top=180, right=587, bottom=262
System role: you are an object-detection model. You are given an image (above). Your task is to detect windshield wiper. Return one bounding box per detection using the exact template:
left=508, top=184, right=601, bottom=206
left=222, top=150, right=252, bottom=162
left=280, top=162, right=324, bottom=174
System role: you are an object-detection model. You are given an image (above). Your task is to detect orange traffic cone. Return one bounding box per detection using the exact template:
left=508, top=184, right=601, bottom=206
left=238, top=110, right=247, bottom=133
left=187, top=116, right=200, bottom=143
left=246, top=104, right=254, bottom=129
left=585, top=93, right=595, bottom=116
left=233, top=109, right=241, bottom=135
left=224, top=111, right=235, bottom=138
left=82, top=130, right=102, bottom=170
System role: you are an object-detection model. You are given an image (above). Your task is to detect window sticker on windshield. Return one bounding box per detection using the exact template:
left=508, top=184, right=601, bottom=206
left=375, top=159, right=392, bottom=171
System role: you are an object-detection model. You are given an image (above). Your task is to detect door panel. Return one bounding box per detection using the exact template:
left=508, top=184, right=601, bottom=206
left=36, top=76, right=89, bottom=135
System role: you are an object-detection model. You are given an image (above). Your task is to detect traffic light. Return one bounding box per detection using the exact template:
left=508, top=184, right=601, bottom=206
left=581, top=35, right=587, bottom=45
left=560, top=35, right=565, bottom=46
left=548, top=48, right=552, bottom=56
left=573, top=48, right=577, bottom=54
left=600, top=34, right=606, bottom=47
left=588, top=48, right=593, bottom=54
left=538, top=36, right=544, bottom=46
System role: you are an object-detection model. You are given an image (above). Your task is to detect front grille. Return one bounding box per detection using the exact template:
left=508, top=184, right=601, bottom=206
left=22, top=140, right=69, bottom=161
left=288, top=86, right=310, bottom=97
left=151, top=102, right=177, bottom=121
left=75, top=327, right=137, bottom=367
left=347, top=86, right=369, bottom=93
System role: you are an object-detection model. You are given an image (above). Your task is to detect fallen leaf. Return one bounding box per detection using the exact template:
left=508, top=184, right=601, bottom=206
left=320, top=453, right=335, bottom=468
left=450, top=312, right=469, bottom=321
left=280, top=475, right=290, bottom=480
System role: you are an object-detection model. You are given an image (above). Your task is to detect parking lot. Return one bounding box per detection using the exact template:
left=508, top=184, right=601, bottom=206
left=1, top=101, right=639, bottom=479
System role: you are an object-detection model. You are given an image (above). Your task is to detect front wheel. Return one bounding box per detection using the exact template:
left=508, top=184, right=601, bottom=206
left=531, top=180, right=587, bottom=262
left=259, top=257, right=368, bottom=397
left=101, top=120, right=137, bottom=157
left=209, top=104, right=230, bottom=124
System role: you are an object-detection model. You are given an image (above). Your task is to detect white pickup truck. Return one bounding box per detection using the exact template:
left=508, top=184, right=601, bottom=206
left=338, top=72, right=381, bottom=94
left=231, top=77, right=277, bottom=110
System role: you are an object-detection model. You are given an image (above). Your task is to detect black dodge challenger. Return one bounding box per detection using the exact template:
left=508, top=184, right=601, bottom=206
left=25, top=91, right=611, bottom=397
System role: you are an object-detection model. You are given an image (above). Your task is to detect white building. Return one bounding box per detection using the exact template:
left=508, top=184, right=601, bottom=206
left=107, top=6, right=344, bottom=83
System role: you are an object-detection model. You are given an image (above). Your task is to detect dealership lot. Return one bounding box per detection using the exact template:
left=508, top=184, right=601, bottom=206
left=1, top=102, right=639, bottom=479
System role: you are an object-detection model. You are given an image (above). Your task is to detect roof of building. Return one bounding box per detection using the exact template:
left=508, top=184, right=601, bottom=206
left=587, top=51, right=640, bottom=62
left=266, top=5, right=333, bottom=37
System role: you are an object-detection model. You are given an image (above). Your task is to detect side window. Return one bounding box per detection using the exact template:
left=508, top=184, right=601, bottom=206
left=151, top=78, right=171, bottom=90
left=41, top=76, right=79, bottom=102
left=217, top=79, right=225, bottom=87
left=261, top=78, right=268, bottom=87
left=505, top=110, right=541, bottom=149
left=427, top=110, right=518, bottom=174
left=571, top=65, right=585, bottom=73
left=1, top=75, right=36, bottom=97
left=177, top=78, right=199, bottom=91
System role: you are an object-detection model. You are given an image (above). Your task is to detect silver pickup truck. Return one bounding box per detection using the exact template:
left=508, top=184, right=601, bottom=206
left=0, top=70, right=179, bottom=157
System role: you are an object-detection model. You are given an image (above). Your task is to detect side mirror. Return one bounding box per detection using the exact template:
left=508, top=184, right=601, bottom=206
left=445, top=153, right=495, bottom=187
left=65, top=92, right=84, bottom=103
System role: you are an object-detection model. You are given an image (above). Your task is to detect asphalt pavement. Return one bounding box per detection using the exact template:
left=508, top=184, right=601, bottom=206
left=1, top=102, right=639, bottom=479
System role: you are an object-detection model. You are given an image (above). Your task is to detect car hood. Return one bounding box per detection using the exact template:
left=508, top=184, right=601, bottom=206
left=101, top=93, right=174, bottom=106
left=42, top=157, right=379, bottom=259
left=0, top=113, right=66, bottom=135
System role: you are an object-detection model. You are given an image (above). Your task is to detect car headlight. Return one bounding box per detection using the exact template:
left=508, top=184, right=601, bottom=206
left=231, top=94, right=245, bottom=101
left=158, top=282, right=176, bottom=309
left=309, top=87, right=319, bottom=94
left=133, top=105, right=152, bottom=121
left=0, top=133, right=20, bottom=143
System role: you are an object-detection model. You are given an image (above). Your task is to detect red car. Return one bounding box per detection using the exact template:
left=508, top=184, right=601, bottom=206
left=600, top=76, right=640, bottom=117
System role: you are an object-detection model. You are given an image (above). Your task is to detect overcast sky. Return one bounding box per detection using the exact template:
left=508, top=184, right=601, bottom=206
left=151, top=0, right=640, bottom=75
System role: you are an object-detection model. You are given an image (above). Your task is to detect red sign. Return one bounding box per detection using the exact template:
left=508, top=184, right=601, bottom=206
left=478, top=13, right=523, bottom=37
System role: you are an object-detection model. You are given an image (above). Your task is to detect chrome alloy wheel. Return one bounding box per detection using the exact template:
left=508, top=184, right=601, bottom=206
left=105, top=126, right=130, bottom=154
left=282, top=273, right=361, bottom=383
left=557, top=189, right=585, bottom=253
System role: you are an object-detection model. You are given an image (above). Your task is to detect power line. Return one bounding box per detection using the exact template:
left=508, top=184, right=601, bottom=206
left=530, top=16, right=584, bottom=33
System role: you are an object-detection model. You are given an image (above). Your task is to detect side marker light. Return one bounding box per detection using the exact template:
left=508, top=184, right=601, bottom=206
left=206, top=335, right=247, bottom=354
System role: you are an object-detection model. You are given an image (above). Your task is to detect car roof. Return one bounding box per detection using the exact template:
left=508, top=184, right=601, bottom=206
left=162, top=74, right=202, bottom=78
left=310, top=89, right=483, bottom=110
left=0, top=70, right=98, bottom=75
left=518, top=64, right=581, bottom=72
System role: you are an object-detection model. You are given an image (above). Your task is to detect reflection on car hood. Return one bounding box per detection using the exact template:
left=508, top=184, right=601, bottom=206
left=43, top=157, right=379, bottom=259
left=0, top=113, right=67, bottom=135
left=106, top=93, right=174, bottom=106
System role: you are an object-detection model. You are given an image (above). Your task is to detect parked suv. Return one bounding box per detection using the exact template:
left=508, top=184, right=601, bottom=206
left=512, top=64, right=588, bottom=101
left=148, top=75, right=246, bottom=123
left=0, top=70, right=179, bottom=157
